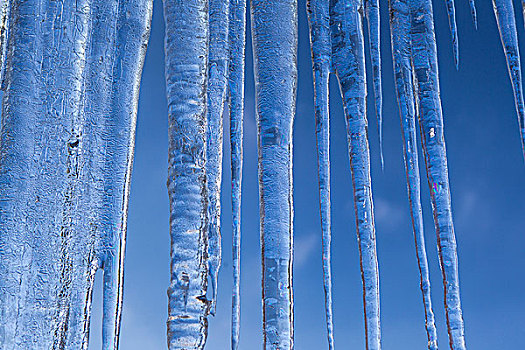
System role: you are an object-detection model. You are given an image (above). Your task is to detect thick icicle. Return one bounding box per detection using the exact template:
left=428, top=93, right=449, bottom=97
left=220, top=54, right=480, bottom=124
left=163, top=0, right=211, bottom=348
left=0, top=0, right=9, bottom=87
left=388, top=0, right=438, bottom=348
left=0, top=2, right=94, bottom=348
left=443, top=0, right=460, bottom=69
left=251, top=0, right=297, bottom=348
left=206, top=0, right=230, bottom=316
left=306, top=0, right=335, bottom=349
left=492, top=0, right=525, bottom=159
left=365, top=0, right=384, bottom=168
left=330, top=0, right=381, bottom=348
left=410, top=0, right=466, bottom=348
left=228, top=0, right=247, bottom=347
left=0, top=1, right=153, bottom=348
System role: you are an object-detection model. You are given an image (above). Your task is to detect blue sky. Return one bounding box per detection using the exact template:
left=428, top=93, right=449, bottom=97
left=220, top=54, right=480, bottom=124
left=88, top=0, right=525, bottom=348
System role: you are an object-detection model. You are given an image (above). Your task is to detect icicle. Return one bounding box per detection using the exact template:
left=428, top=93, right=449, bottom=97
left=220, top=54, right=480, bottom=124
left=251, top=0, right=297, bottom=348
left=306, top=0, right=335, bottom=349
left=469, top=0, right=478, bottom=28
left=0, top=2, right=93, bottom=347
left=388, top=0, right=438, bottom=348
left=97, top=1, right=153, bottom=348
left=0, top=0, right=9, bottom=88
left=443, top=0, right=460, bottom=69
left=163, top=0, right=211, bottom=348
left=492, top=0, right=525, bottom=160
left=410, top=0, right=466, bottom=348
left=228, top=0, right=247, bottom=347
left=365, top=0, right=384, bottom=169
left=330, top=0, right=381, bottom=348
left=0, top=1, right=153, bottom=348
left=206, top=0, right=230, bottom=316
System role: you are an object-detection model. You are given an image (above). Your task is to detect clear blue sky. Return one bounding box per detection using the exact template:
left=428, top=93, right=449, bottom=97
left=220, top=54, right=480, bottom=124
left=88, top=0, right=525, bottom=348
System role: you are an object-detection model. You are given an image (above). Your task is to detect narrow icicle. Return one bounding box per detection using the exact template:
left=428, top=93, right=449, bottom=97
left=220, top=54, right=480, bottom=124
left=388, top=0, right=438, bottom=348
left=306, top=0, right=335, bottom=348
left=469, top=0, right=478, bottom=29
left=365, top=0, right=384, bottom=169
left=163, top=0, right=211, bottom=348
left=410, top=0, right=466, bottom=348
left=228, top=0, right=247, bottom=347
left=251, top=0, right=297, bottom=348
left=206, top=0, right=230, bottom=316
left=443, top=0, right=460, bottom=69
left=492, top=0, right=525, bottom=160
left=330, top=0, right=381, bottom=348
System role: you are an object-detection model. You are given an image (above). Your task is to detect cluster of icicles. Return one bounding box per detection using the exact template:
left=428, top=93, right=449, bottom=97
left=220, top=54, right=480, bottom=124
left=0, top=0, right=523, bottom=349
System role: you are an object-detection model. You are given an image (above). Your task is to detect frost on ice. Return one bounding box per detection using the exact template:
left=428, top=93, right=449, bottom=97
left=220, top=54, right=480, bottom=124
left=0, top=0, right=153, bottom=349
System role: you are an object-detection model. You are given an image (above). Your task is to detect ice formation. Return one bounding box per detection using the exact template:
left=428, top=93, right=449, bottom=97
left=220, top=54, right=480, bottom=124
left=0, top=0, right=153, bottom=349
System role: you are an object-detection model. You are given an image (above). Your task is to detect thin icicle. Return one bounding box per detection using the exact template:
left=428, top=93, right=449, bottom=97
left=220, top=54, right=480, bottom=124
left=330, top=0, right=381, bottom=348
left=365, top=0, right=384, bottom=169
left=443, top=0, right=460, bottom=69
left=0, top=0, right=9, bottom=88
left=207, top=0, right=230, bottom=316
left=469, top=0, right=478, bottom=28
left=228, top=0, right=247, bottom=347
left=306, top=0, right=335, bottom=349
left=388, top=0, right=438, bottom=348
left=492, top=0, right=525, bottom=160
left=163, top=0, right=211, bottom=348
left=251, top=0, right=297, bottom=348
left=410, top=0, right=466, bottom=348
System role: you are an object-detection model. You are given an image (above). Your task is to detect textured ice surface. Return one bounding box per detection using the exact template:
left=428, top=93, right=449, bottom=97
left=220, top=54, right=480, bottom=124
left=0, top=0, right=152, bottom=349
left=251, top=0, right=297, bottom=348
left=389, top=0, right=438, bottom=348
left=306, top=0, right=334, bottom=348
left=228, top=0, right=247, bottom=347
left=163, top=0, right=211, bottom=348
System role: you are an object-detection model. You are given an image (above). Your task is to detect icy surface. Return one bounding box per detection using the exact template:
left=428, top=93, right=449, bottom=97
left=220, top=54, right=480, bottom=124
left=163, top=0, right=210, bottom=348
left=228, top=0, right=247, bottom=347
left=306, top=0, right=335, bottom=348
left=389, top=0, right=438, bottom=348
left=206, top=0, right=230, bottom=316
left=410, top=0, right=466, bottom=348
left=492, top=0, right=525, bottom=160
left=251, top=0, right=297, bottom=348
left=0, top=0, right=152, bottom=349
